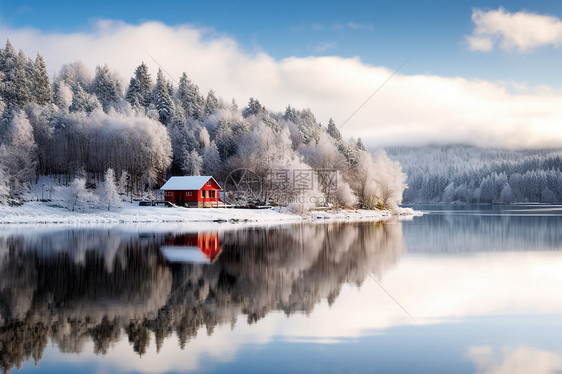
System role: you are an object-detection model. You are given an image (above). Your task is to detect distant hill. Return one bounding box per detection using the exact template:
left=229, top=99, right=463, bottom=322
left=386, top=145, right=562, bottom=204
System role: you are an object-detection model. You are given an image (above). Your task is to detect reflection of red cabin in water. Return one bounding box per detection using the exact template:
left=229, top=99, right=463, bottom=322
left=160, top=232, right=221, bottom=264
left=160, top=176, right=222, bottom=207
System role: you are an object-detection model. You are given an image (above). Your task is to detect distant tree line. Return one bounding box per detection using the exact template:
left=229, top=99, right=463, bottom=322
left=0, top=40, right=406, bottom=210
left=387, top=145, right=562, bottom=203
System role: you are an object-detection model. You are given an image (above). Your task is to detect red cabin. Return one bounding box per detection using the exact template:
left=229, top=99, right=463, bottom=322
left=160, top=176, right=222, bottom=207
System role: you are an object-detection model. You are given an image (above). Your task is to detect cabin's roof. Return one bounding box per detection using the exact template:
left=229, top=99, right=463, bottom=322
left=160, top=176, right=222, bottom=191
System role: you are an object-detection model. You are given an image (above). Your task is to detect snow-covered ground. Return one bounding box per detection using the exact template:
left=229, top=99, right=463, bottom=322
left=0, top=200, right=420, bottom=225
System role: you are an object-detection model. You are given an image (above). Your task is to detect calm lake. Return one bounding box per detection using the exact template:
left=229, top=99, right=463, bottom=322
left=1, top=205, right=562, bottom=373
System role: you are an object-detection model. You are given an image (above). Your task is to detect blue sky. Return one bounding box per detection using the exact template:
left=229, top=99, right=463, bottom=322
left=2, top=0, right=562, bottom=86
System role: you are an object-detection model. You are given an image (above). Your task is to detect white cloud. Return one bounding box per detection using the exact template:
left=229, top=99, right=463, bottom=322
left=347, top=22, right=373, bottom=30
left=468, top=7, right=562, bottom=52
left=3, top=20, right=562, bottom=147
left=330, top=22, right=372, bottom=31
left=311, top=23, right=324, bottom=31
left=314, top=41, right=337, bottom=52
left=468, top=346, right=562, bottom=374
left=467, top=36, right=493, bottom=51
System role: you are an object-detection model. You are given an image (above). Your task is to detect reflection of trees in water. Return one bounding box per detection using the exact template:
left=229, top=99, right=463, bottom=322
left=0, top=221, right=405, bottom=372
left=0, top=232, right=172, bottom=373
left=404, top=212, right=562, bottom=253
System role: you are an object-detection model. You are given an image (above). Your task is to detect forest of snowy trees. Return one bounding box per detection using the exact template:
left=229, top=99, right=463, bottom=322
left=0, top=40, right=407, bottom=211
left=388, top=145, right=562, bottom=203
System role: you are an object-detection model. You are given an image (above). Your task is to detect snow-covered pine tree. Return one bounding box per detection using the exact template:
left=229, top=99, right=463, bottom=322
left=356, top=138, right=367, bottom=151
left=55, top=61, right=92, bottom=92
left=0, top=40, right=15, bottom=73
left=14, top=50, right=32, bottom=107
left=91, top=64, right=120, bottom=111
left=176, top=72, right=204, bottom=120
left=125, top=77, right=140, bottom=107
left=53, top=81, right=73, bottom=112
left=242, top=97, right=267, bottom=118
left=0, top=153, right=10, bottom=204
left=152, top=69, right=174, bottom=124
left=182, top=149, right=203, bottom=176
left=67, top=177, right=97, bottom=211
left=298, top=108, right=321, bottom=144
left=126, top=62, right=152, bottom=108
left=25, top=56, right=36, bottom=99
left=166, top=80, right=174, bottom=97
left=204, top=90, right=219, bottom=117
left=283, top=105, right=299, bottom=123
left=31, top=54, right=52, bottom=105
left=214, top=119, right=236, bottom=160
left=0, top=40, right=17, bottom=106
left=1, top=111, right=37, bottom=199
left=326, top=118, right=342, bottom=143
left=198, top=127, right=210, bottom=149
left=1, top=45, right=32, bottom=109
left=70, top=84, right=101, bottom=113
left=243, top=98, right=280, bottom=132
left=118, top=170, right=129, bottom=195
left=203, top=141, right=221, bottom=176
left=99, top=168, right=122, bottom=210
left=325, top=117, right=354, bottom=164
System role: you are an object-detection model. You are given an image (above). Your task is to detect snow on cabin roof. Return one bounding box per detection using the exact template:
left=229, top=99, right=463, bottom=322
left=160, top=176, right=222, bottom=191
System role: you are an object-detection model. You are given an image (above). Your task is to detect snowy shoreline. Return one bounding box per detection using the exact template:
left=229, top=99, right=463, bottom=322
left=0, top=201, right=421, bottom=226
